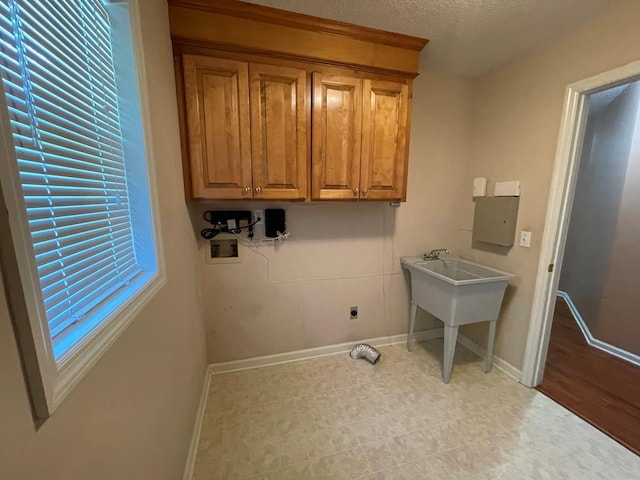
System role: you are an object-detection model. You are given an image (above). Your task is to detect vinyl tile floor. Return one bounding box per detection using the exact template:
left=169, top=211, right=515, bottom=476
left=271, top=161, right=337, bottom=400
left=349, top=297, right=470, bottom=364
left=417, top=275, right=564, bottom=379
left=193, top=339, right=640, bottom=479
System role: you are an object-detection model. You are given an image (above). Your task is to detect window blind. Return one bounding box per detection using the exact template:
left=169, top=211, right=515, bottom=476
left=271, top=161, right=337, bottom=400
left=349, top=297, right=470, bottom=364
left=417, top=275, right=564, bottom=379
left=0, top=0, right=143, bottom=356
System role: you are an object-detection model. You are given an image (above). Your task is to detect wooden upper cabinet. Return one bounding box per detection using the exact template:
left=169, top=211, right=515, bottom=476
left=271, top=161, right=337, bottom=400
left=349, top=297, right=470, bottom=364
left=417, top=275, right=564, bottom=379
left=312, top=73, right=363, bottom=200
left=183, top=55, right=252, bottom=199
left=171, top=0, right=427, bottom=202
left=181, top=56, right=308, bottom=200
left=250, top=64, right=308, bottom=200
left=312, top=75, right=410, bottom=201
left=360, top=79, right=409, bottom=201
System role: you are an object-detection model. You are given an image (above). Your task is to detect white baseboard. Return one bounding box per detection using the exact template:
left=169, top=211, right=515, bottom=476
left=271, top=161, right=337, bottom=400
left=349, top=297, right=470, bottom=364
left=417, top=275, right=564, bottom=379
left=207, top=329, right=444, bottom=375
left=183, top=369, right=211, bottom=480
left=207, top=328, right=521, bottom=382
left=557, top=291, right=640, bottom=368
left=456, top=333, right=522, bottom=382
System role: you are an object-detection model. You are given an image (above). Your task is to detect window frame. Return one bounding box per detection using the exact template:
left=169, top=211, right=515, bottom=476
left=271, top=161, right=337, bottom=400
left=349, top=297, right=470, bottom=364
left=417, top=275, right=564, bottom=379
left=0, top=0, right=165, bottom=419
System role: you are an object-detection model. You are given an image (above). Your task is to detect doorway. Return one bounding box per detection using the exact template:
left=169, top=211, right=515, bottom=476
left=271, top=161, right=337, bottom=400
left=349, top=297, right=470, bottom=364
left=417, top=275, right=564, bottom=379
left=538, top=77, right=640, bottom=454
left=521, top=61, right=640, bottom=387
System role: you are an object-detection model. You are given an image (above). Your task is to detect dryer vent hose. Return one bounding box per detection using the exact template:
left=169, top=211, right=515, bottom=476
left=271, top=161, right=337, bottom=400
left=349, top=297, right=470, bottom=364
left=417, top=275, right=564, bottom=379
left=349, top=343, right=381, bottom=365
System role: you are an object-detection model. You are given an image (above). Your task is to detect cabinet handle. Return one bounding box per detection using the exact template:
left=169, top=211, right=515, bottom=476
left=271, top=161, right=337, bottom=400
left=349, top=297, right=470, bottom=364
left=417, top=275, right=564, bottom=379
left=352, top=187, right=359, bottom=196
left=243, top=186, right=251, bottom=194
left=255, top=186, right=262, bottom=193
left=362, top=189, right=368, bottom=197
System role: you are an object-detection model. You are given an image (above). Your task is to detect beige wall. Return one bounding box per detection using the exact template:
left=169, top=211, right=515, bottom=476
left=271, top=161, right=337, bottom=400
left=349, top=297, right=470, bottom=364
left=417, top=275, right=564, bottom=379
left=0, top=1, right=207, bottom=478
left=197, top=69, right=472, bottom=363
left=457, top=0, right=640, bottom=368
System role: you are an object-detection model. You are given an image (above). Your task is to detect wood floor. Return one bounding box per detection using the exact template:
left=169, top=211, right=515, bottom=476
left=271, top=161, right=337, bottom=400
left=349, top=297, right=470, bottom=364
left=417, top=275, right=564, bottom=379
left=537, top=297, right=640, bottom=455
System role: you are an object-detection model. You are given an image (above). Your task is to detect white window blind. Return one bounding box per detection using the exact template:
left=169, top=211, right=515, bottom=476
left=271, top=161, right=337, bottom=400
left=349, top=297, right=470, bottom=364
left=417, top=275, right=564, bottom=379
left=0, top=0, right=155, bottom=360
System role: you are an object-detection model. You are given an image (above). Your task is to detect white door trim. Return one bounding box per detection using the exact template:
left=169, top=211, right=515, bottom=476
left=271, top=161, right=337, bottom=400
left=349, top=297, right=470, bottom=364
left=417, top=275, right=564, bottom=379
left=520, top=59, right=640, bottom=387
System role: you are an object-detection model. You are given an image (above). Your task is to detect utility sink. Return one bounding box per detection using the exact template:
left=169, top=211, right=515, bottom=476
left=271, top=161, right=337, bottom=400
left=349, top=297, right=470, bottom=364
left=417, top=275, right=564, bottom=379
left=401, top=256, right=515, bottom=383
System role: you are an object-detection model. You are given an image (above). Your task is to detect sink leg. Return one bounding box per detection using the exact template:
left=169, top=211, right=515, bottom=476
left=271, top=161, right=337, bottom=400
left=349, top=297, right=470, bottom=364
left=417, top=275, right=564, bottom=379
left=407, top=303, right=417, bottom=352
left=486, top=320, right=497, bottom=373
left=443, top=324, right=458, bottom=383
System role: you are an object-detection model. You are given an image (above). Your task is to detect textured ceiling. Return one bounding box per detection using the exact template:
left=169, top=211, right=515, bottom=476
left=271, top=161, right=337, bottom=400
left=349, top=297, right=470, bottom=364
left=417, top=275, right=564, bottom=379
left=244, top=0, right=612, bottom=77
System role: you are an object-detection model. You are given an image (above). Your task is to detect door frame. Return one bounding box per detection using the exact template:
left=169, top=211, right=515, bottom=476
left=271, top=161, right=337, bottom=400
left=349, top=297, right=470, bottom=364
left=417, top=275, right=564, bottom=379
left=520, top=59, right=640, bottom=388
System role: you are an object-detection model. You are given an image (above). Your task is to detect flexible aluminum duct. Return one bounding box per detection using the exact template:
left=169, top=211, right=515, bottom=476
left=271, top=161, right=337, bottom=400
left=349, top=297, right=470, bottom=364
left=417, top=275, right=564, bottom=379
left=349, top=343, right=381, bottom=364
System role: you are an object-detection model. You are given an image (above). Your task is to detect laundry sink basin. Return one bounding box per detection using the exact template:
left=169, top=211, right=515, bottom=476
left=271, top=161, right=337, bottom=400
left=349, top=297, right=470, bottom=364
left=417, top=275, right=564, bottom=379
left=401, top=256, right=514, bottom=325
left=401, top=256, right=515, bottom=382
left=407, top=257, right=515, bottom=287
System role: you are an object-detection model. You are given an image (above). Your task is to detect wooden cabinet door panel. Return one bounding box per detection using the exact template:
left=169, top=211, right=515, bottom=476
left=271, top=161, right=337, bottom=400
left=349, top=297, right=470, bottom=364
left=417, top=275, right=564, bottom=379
left=312, top=73, right=362, bottom=200
left=183, top=55, right=252, bottom=199
left=250, top=64, right=308, bottom=200
left=360, top=79, right=409, bottom=201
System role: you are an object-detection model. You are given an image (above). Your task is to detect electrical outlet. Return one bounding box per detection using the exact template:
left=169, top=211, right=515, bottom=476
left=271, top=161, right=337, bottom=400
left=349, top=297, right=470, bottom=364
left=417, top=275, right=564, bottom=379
left=350, top=306, right=358, bottom=320
left=519, top=231, right=532, bottom=248
left=253, top=209, right=264, bottom=225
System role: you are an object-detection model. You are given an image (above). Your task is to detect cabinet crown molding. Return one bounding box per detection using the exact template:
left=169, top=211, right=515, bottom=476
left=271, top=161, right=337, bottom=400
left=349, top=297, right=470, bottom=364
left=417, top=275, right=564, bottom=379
left=168, top=0, right=428, bottom=75
left=168, top=0, right=428, bottom=51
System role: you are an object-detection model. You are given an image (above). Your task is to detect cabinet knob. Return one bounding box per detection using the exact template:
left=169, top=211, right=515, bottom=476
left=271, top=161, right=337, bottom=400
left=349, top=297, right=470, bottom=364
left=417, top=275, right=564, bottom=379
left=362, top=189, right=368, bottom=197
left=352, top=187, right=359, bottom=196
left=243, top=186, right=251, bottom=194
left=255, top=186, right=262, bottom=193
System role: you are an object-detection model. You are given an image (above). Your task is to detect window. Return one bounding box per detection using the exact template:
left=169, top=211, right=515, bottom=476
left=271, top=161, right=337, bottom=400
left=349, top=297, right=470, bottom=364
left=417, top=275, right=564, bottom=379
left=0, top=0, right=163, bottom=417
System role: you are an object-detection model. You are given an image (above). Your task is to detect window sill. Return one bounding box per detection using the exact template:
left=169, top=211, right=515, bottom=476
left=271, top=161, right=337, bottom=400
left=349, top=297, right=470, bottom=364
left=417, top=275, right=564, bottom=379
left=51, top=271, right=166, bottom=411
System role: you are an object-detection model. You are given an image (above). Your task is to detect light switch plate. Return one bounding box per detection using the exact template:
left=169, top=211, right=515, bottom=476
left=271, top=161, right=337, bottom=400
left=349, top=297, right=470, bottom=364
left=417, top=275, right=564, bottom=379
left=519, top=231, right=532, bottom=248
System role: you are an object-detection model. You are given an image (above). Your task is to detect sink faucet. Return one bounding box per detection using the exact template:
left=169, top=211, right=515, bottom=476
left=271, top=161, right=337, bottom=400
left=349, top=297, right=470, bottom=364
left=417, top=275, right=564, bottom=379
left=423, top=248, right=449, bottom=261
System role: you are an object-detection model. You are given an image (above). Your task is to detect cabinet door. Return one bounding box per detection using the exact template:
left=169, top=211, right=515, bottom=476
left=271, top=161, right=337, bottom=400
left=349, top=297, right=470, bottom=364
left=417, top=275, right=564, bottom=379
left=360, top=79, right=410, bottom=201
left=312, top=73, right=362, bottom=200
left=183, top=55, right=252, bottom=199
left=250, top=64, right=308, bottom=200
